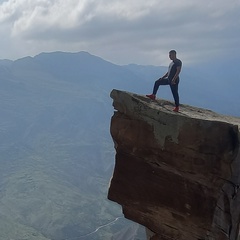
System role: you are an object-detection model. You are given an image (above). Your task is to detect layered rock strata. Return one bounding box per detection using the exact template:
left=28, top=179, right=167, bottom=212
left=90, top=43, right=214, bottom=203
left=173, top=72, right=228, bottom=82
left=108, top=89, right=240, bottom=240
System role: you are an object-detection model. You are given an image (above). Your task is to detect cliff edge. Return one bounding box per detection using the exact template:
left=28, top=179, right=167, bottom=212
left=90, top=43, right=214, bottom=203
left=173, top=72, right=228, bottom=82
left=108, top=89, right=240, bottom=240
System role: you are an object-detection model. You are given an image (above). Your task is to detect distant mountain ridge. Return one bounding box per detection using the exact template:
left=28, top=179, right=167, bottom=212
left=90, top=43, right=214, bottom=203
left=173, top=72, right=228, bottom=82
left=2, top=50, right=239, bottom=116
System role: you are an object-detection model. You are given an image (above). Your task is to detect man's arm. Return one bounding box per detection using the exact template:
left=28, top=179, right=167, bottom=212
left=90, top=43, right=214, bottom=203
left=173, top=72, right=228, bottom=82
left=171, top=66, right=181, bottom=84
left=161, top=72, right=168, bottom=79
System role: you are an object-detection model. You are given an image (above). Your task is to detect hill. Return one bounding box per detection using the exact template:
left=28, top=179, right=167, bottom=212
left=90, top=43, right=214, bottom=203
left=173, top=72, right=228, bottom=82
left=0, top=51, right=144, bottom=239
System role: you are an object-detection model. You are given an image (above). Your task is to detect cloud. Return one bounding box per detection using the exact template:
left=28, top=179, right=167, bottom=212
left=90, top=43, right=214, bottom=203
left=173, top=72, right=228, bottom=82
left=0, top=0, right=239, bottom=65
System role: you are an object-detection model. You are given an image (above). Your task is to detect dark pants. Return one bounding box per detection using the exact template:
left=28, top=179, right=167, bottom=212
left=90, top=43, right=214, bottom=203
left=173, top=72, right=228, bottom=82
left=153, top=78, right=179, bottom=107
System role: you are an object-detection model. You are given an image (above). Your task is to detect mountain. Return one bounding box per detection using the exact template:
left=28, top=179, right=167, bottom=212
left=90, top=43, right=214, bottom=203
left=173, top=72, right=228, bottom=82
left=0, top=51, right=147, bottom=240
left=0, top=51, right=239, bottom=240
left=178, top=65, right=240, bottom=117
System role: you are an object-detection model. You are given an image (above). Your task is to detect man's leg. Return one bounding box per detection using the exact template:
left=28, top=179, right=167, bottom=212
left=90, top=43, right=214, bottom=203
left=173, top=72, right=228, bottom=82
left=170, top=83, right=179, bottom=107
left=146, top=78, right=169, bottom=100
left=153, top=78, right=169, bottom=95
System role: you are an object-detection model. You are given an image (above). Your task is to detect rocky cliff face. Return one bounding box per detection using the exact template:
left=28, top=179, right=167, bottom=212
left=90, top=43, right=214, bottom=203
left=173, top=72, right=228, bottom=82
left=108, top=89, right=240, bottom=240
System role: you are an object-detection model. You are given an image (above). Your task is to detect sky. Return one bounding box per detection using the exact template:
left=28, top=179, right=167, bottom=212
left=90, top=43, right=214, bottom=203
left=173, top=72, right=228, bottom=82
left=0, top=0, right=240, bottom=66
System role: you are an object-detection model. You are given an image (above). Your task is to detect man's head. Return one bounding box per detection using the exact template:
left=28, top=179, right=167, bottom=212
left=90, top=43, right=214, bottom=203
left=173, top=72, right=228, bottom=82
left=169, top=50, right=177, bottom=60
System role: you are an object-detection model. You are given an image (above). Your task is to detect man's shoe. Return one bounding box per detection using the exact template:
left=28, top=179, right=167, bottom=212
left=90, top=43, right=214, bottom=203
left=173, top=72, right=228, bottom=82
left=173, top=107, right=179, bottom=112
left=146, top=94, right=156, bottom=100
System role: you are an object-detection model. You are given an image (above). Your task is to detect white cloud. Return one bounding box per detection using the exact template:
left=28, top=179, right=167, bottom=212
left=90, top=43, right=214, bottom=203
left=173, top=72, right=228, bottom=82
left=0, top=0, right=239, bottom=65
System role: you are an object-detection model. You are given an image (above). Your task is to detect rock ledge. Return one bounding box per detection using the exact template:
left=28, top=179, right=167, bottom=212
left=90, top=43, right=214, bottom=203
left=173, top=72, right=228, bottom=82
left=108, top=89, right=240, bottom=240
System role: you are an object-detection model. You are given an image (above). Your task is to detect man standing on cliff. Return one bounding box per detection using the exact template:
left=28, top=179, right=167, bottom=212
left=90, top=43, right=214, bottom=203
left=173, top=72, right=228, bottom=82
left=146, top=50, right=182, bottom=112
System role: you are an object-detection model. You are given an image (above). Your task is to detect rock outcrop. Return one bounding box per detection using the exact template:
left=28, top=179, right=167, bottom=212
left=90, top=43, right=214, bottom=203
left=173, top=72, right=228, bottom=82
left=108, top=89, right=240, bottom=240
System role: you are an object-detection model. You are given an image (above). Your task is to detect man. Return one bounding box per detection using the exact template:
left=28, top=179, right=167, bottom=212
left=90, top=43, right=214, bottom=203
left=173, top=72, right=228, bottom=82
left=146, top=50, right=182, bottom=112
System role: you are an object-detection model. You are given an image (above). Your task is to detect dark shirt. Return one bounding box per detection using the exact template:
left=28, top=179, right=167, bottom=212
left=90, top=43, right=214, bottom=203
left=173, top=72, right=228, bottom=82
left=167, top=59, right=182, bottom=81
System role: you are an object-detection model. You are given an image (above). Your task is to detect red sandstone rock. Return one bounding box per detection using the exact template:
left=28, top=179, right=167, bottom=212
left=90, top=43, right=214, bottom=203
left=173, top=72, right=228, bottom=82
left=108, top=89, right=240, bottom=240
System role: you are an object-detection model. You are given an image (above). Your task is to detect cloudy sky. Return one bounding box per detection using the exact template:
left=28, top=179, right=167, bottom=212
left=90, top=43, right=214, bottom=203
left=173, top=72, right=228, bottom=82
left=0, top=0, right=239, bottom=66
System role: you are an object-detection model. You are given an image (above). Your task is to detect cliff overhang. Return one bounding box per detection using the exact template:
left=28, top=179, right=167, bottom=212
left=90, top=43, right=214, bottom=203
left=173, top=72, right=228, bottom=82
left=108, top=89, right=240, bottom=240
